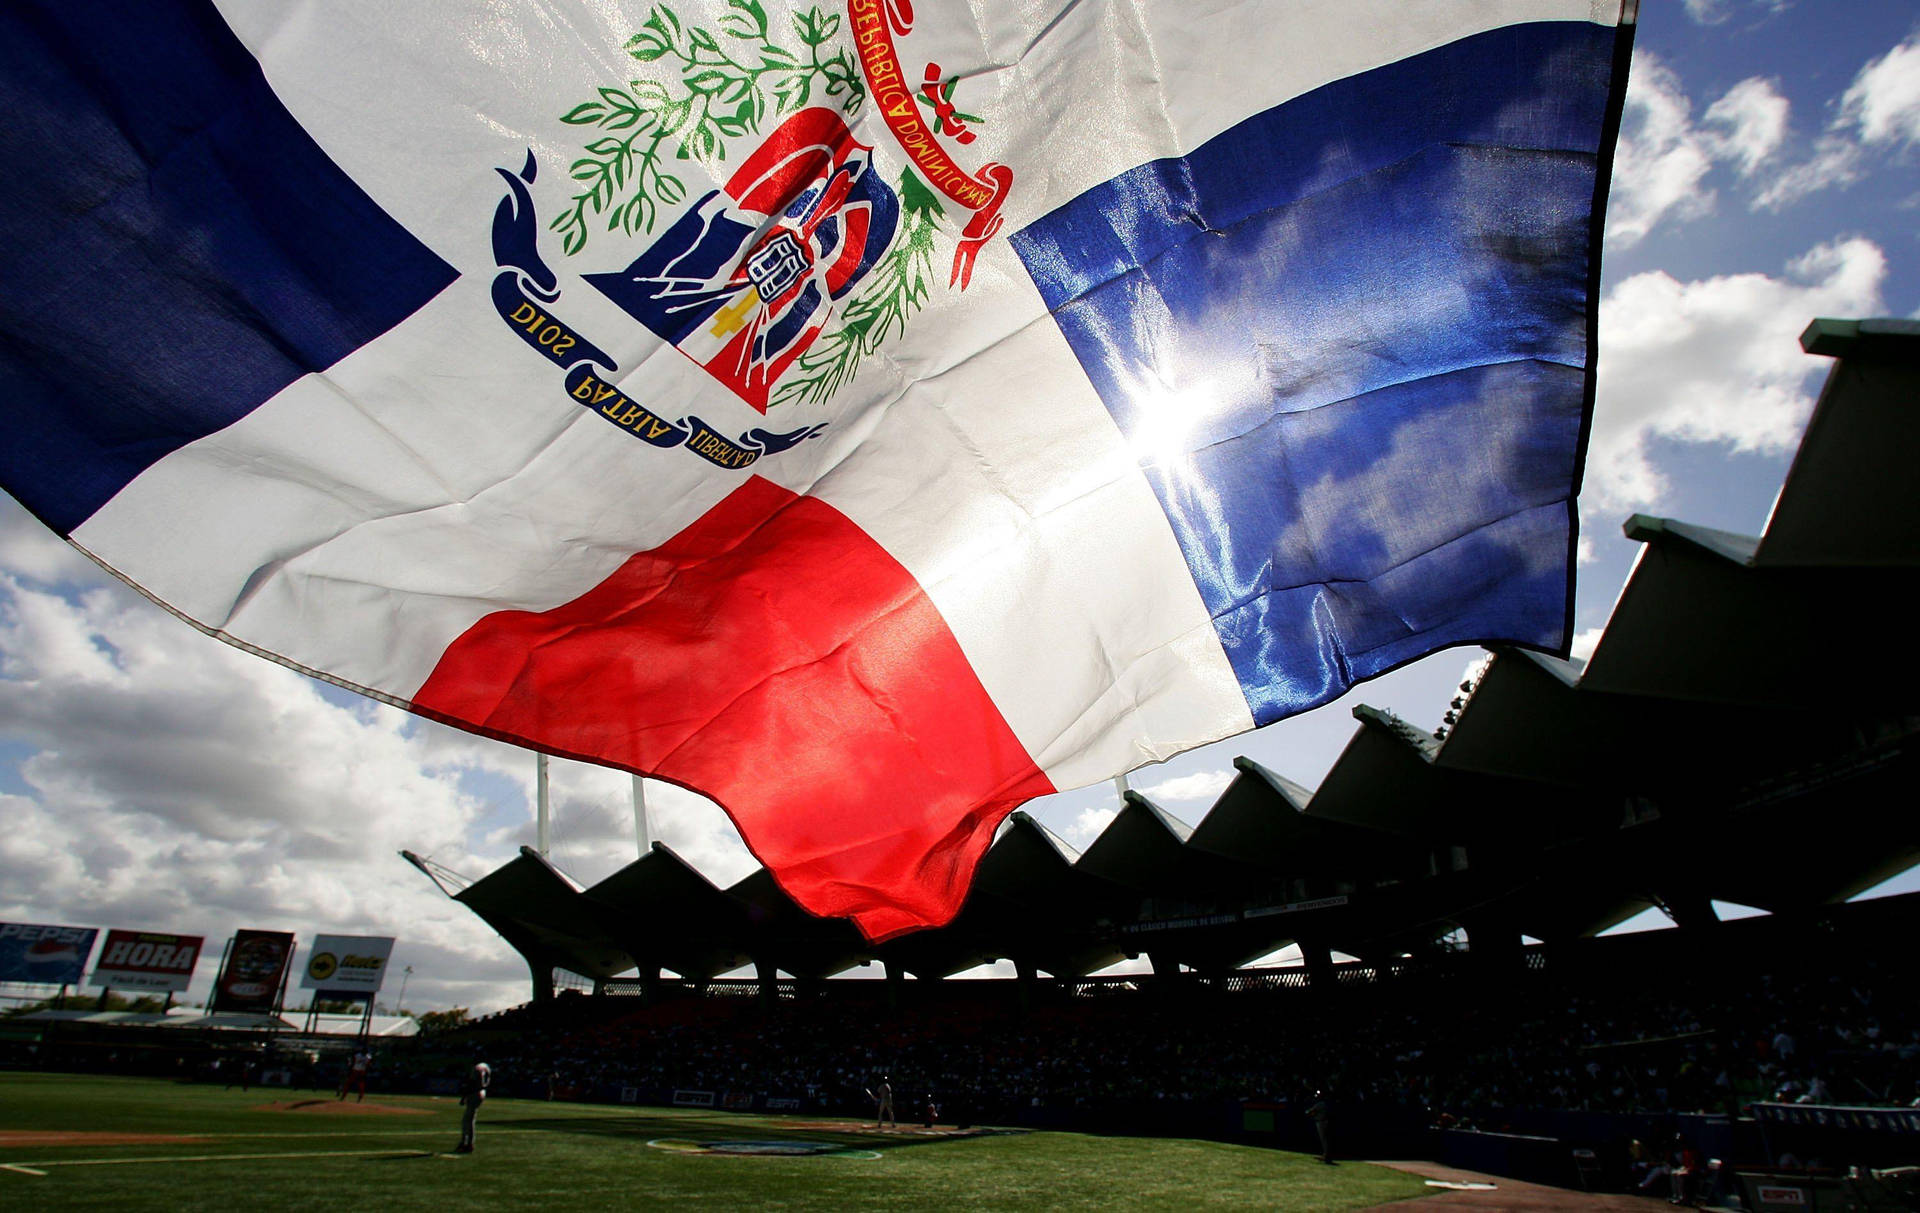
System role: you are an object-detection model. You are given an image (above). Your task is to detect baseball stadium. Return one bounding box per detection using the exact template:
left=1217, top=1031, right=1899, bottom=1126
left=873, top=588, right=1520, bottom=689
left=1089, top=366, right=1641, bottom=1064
left=7, top=1, right=1920, bottom=1210
left=5, top=321, right=1918, bottom=1210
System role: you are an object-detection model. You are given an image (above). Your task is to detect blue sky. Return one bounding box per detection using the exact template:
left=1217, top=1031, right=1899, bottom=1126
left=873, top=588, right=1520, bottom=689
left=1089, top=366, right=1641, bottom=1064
left=2, top=1, right=1918, bottom=1012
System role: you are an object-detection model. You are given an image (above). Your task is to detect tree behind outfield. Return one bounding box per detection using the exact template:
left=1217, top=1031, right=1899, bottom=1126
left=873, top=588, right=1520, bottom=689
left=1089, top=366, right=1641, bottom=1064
left=416, top=1007, right=469, bottom=1033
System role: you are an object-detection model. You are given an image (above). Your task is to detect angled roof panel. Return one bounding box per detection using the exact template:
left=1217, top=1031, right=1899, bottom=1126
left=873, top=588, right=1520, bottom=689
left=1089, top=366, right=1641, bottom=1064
left=725, top=869, right=871, bottom=978
left=1189, top=758, right=1425, bottom=879
left=1582, top=519, right=1920, bottom=709
left=1318, top=706, right=1621, bottom=848
left=973, top=811, right=1082, bottom=894
left=1433, top=647, right=1614, bottom=787
left=1186, top=761, right=1308, bottom=859
left=584, top=844, right=751, bottom=979
left=1626, top=517, right=1761, bottom=565
left=962, top=813, right=1131, bottom=976
left=1306, top=709, right=1454, bottom=840
left=1075, top=793, right=1194, bottom=889
left=1700, top=739, right=1920, bottom=911
left=1760, top=322, right=1920, bottom=567
left=455, top=848, right=635, bottom=980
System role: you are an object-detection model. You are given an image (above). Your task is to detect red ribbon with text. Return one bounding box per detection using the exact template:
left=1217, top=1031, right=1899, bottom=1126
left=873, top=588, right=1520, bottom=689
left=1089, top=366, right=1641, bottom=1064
left=848, top=0, right=1013, bottom=288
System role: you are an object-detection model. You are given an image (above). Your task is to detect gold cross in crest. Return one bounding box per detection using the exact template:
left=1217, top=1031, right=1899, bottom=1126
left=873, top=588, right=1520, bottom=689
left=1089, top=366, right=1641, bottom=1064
left=709, top=291, right=758, bottom=338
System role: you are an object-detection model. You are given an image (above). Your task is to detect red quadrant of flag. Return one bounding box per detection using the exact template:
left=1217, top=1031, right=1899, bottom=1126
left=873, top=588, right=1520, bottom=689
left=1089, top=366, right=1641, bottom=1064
left=412, top=475, right=1056, bottom=939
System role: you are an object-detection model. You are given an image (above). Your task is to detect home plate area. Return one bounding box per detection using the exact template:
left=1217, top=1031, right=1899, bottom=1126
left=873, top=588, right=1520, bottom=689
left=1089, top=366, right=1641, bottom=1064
left=776, top=1122, right=1016, bottom=1139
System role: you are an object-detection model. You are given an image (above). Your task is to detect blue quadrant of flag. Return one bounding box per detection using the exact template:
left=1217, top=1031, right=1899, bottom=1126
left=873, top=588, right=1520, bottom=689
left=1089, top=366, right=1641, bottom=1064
left=1013, top=20, right=1617, bottom=724
left=0, top=0, right=455, bottom=536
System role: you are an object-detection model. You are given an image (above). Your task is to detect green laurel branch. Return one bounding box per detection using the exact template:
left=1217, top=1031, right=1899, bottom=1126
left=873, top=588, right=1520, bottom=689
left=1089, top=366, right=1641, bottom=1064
left=551, top=1, right=866, bottom=257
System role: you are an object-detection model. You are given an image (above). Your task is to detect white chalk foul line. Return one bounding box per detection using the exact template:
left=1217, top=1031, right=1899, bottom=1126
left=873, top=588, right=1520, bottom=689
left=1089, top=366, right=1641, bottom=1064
left=1, top=1147, right=437, bottom=1171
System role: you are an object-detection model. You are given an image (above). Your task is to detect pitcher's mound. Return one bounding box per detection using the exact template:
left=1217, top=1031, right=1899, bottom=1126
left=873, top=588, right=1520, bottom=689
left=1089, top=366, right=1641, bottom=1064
left=252, top=1099, right=428, bottom=1115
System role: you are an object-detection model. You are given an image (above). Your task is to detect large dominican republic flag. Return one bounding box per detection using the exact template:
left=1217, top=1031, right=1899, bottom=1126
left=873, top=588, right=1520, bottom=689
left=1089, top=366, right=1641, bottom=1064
left=0, top=0, right=1633, bottom=939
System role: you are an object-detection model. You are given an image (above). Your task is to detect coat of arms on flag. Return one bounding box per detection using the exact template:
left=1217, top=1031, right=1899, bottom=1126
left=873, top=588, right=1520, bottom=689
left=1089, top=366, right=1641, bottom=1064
left=584, top=107, right=900, bottom=413
left=538, top=0, right=1015, bottom=415
left=480, top=0, right=1013, bottom=465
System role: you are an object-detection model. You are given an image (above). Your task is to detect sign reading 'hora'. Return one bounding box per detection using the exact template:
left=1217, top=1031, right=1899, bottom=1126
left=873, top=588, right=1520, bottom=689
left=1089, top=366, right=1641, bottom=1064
left=91, top=929, right=205, bottom=992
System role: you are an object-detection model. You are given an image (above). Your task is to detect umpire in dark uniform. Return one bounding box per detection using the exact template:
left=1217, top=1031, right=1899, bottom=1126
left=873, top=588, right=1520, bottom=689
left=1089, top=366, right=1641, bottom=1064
left=455, top=1061, right=491, bottom=1154
left=1305, top=1090, right=1333, bottom=1163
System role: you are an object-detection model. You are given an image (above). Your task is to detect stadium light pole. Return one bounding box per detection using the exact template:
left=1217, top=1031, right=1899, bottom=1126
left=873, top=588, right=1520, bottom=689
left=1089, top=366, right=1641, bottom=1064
left=632, top=775, right=651, bottom=855
left=536, top=751, right=551, bottom=857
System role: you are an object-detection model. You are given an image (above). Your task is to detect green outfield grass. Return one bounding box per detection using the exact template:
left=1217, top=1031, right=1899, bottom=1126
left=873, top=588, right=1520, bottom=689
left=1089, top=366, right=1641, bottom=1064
left=0, top=1073, right=1430, bottom=1210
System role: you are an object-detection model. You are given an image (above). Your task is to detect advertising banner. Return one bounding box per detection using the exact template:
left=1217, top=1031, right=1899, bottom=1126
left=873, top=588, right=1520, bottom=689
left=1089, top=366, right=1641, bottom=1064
left=0, top=922, right=98, bottom=986
left=90, top=929, right=204, bottom=992
left=210, top=929, right=295, bottom=1013
left=1755, top=1102, right=1920, bottom=1134
left=299, top=935, right=396, bottom=994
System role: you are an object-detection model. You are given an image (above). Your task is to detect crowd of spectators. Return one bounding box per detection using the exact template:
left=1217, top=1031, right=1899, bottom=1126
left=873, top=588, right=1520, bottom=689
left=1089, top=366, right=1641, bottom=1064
left=401, top=945, right=1920, bottom=1132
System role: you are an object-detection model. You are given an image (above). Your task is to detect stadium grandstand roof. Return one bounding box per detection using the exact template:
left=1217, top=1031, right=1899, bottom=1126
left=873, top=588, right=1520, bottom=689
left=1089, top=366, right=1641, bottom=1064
left=410, top=317, right=1920, bottom=999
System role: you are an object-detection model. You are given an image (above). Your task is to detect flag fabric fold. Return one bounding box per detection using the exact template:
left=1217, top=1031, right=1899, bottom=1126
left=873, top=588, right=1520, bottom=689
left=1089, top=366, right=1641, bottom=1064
left=0, top=0, right=1633, bottom=938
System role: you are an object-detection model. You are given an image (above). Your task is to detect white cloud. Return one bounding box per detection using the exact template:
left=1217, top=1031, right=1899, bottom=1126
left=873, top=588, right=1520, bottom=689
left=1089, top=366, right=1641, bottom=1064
left=1704, top=77, right=1791, bottom=175
left=1841, top=33, right=1920, bottom=147
left=1756, top=32, right=1920, bottom=210
left=1606, top=38, right=1918, bottom=222
left=541, top=760, right=756, bottom=889
left=1609, top=54, right=1790, bottom=245
left=0, top=571, right=526, bottom=1007
left=1753, top=136, right=1866, bottom=211
left=1063, top=806, right=1118, bottom=848
left=1569, top=626, right=1606, bottom=663
left=1587, top=237, right=1886, bottom=511
left=1134, top=768, right=1233, bottom=804
left=1682, top=0, right=1788, bottom=26
left=1457, top=653, right=1493, bottom=692
left=0, top=547, right=760, bottom=1015
left=0, top=500, right=110, bottom=589
left=1610, top=55, right=1717, bottom=245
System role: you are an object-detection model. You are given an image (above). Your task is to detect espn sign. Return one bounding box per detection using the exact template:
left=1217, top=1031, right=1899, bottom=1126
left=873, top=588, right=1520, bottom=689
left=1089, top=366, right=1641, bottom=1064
left=92, top=930, right=204, bottom=992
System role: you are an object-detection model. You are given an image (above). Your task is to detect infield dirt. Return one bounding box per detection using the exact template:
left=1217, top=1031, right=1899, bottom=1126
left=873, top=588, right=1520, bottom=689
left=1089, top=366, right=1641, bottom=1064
left=0, top=1132, right=208, bottom=1147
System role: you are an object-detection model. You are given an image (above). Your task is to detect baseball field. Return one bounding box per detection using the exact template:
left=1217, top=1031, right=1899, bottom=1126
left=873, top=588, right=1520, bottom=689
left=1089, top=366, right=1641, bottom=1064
left=0, top=1072, right=1433, bottom=1210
